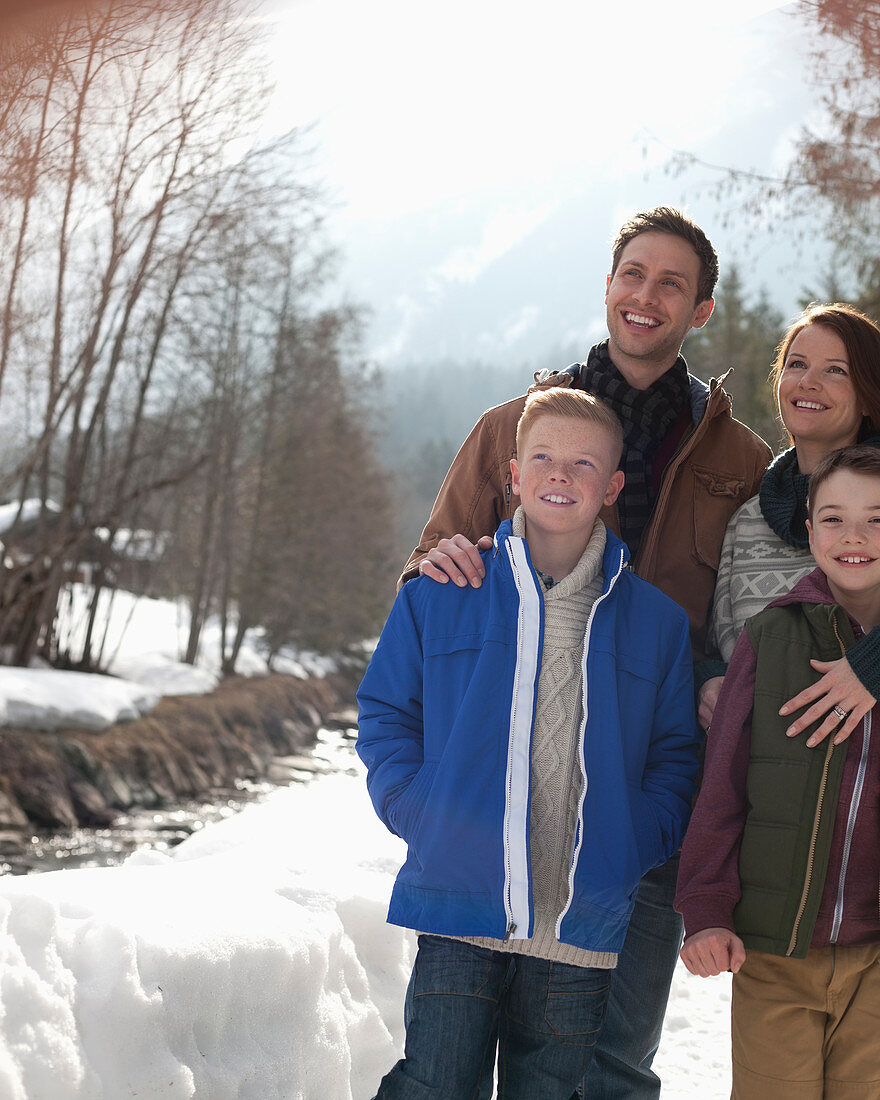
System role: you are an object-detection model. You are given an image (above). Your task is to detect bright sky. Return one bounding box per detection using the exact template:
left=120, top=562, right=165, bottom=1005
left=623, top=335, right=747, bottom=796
left=263, top=0, right=798, bottom=221
left=258, top=0, right=817, bottom=365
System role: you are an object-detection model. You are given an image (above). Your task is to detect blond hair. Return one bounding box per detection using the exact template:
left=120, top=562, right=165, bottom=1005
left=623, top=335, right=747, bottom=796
left=516, top=388, right=623, bottom=466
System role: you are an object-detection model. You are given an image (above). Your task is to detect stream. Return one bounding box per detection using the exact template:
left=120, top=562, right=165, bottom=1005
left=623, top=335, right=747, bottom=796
left=0, top=725, right=359, bottom=877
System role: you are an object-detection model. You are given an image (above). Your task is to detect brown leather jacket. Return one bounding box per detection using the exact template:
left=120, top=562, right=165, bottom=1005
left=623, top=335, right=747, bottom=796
left=401, top=366, right=772, bottom=662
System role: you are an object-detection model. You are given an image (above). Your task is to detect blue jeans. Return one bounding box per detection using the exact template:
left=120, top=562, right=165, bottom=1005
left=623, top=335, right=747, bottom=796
left=576, top=853, right=683, bottom=1099
left=375, top=935, right=611, bottom=1099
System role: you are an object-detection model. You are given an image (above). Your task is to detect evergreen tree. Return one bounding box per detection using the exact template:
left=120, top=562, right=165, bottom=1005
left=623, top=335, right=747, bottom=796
left=685, top=267, right=786, bottom=451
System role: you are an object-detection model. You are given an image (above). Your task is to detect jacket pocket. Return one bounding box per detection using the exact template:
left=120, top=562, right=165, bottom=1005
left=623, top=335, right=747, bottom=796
left=691, top=465, right=748, bottom=570
left=388, top=761, right=438, bottom=844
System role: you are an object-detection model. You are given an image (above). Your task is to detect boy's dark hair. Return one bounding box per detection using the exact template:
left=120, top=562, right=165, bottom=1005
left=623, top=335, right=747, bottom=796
left=771, top=303, right=880, bottom=445
left=610, top=207, right=719, bottom=305
left=516, top=388, right=624, bottom=468
left=808, top=444, right=880, bottom=518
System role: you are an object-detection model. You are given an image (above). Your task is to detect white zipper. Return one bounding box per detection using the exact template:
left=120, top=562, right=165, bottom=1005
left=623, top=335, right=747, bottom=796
left=503, top=537, right=541, bottom=940
left=830, top=710, right=871, bottom=943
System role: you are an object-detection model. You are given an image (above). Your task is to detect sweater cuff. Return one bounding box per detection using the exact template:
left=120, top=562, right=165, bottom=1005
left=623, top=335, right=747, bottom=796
left=694, top=658, right=728, bottom=693
left=675, top=892, right=739, bottom=941
left=847, top=626, right=880, bottom=699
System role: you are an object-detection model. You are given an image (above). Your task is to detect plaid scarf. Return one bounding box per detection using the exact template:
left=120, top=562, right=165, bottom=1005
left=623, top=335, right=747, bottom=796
left=578, top=341, right=690, bottom=556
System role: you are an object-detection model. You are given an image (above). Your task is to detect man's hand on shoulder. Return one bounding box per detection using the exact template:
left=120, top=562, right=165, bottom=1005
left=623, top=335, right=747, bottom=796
left=680, top=927, right=746, bottom=977
left=419, top=534, right=493, bottom=587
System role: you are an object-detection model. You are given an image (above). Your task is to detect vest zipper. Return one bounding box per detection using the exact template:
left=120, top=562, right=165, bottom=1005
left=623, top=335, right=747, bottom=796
left=786, top=611, right=848, bottom=956
left=786, top=735, right=837, bottom=956
left=830, top=708, right=870, bottom=943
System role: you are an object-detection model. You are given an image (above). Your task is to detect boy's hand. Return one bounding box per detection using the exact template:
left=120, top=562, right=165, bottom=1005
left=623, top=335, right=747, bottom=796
left=680, top=928, right=746, bottom=977
left=780, top=656, right=876, bottom=748
left=698, top=676, right=724, bottom=731
left=419, top=534, right=493, bottom=587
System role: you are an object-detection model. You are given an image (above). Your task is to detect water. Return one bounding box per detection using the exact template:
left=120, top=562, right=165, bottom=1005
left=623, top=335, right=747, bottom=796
left=0, top=726, right=359, bottom=876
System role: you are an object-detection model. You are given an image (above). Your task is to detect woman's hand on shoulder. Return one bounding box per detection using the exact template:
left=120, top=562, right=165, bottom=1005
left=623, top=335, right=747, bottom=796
left=779, top=656, right=876, bottom=747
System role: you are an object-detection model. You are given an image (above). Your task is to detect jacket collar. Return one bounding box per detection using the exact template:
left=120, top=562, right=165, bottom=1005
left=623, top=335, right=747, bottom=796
left=494, top=519, right=630, bottom=596
left=767, top=567, right=835, bottom=611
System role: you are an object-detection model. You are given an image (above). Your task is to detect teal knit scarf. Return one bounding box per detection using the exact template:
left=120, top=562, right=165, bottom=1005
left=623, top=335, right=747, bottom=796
left=759, top=432, right=880, bottom=549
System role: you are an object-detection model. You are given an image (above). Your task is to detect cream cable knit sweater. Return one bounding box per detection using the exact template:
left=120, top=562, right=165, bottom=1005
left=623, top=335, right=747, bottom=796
left=449, top=509, right=617, bottom=970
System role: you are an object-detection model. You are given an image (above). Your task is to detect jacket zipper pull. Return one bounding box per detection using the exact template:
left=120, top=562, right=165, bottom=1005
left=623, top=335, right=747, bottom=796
left=503, top=922, right=516, bottom=942
left=505, top=483, right=511, bottom=507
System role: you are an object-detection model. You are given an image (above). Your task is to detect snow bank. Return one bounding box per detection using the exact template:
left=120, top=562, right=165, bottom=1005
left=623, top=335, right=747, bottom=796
left=0, top=668, right=157, bottom=732
left=55, top=584, right=335, bottom=695
left=0, top=584, right=339, bottom=730
left=0, top=760, right=735, bottom=1098
left=0, top=769, right=414, bottom=1099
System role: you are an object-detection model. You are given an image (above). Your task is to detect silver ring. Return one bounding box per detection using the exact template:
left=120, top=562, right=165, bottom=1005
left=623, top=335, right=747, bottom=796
left=833, top=704, right=848, bottom=721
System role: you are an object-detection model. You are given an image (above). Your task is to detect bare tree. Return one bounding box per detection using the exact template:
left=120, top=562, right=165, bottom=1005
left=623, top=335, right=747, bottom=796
left=666, top=0, right=880, bottom=289
left=0, top=0, right=325, bottom=665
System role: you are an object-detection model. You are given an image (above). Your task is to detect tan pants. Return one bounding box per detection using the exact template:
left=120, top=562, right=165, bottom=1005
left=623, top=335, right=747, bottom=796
left=731, top=944, right=880, bottom=1100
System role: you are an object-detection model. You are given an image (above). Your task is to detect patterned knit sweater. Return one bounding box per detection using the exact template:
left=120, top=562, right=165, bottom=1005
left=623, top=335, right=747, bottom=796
left=450, top=510, right=617, bottom=969
left=710, top=495, right=813, bottom=662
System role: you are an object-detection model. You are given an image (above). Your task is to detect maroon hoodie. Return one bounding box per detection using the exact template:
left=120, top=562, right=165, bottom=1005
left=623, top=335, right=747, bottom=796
left=676, top=567, right=880, bottom=950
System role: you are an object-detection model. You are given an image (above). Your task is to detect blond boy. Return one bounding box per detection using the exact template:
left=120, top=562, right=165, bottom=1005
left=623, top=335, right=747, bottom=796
left=358, top=389, right=700, bottom=1098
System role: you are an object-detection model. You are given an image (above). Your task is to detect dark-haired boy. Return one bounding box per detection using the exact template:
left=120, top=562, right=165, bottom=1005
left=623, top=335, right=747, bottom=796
left=676, top=445, right=880, bottom=1099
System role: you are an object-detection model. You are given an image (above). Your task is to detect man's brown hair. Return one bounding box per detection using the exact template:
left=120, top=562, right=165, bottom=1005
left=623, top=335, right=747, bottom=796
left=610, top=206, right=719, bottom=305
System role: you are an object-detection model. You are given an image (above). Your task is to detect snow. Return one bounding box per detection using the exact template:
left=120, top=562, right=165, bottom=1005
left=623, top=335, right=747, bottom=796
left=0, top=754, right=735, bottom=1099
left=0, top=498, right=60, bottom=535
left=0, top=668, right=156, bottom=732
left=93, top=526, right=168, bottom=561
left=0, top=584, right=335, bottom=730
left=55, top=583, right=333, bottom=689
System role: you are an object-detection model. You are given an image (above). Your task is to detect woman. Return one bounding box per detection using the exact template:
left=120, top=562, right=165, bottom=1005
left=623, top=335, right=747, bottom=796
left=700, top=302, right=880, bottom=740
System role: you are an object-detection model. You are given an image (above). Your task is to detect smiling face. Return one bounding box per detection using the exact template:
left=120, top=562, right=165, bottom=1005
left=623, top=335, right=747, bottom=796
left=777, top=323, right=865, bottom=471
left=510, top=414, right=624, bottom=578
left=807, top=469, right=880, bottom=624
left=604, top=231, right=714, bottom=389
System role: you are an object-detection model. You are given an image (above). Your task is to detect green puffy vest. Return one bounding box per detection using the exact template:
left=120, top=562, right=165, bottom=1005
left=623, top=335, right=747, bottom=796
left=733, top=602, right=854, bottom=959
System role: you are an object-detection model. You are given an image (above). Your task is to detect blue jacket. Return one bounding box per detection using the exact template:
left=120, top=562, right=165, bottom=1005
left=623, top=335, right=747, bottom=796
left=357, top=522, right=700, bottom=955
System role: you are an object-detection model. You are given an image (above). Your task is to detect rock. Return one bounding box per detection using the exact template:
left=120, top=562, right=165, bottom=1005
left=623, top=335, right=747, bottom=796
left=266, top=761, right=310, bottom=783
left=89, top=765, right=134, bottom=809
left=323, top=707, right=358, bottom=732
left=271, top=754, right=327, bottom=774
left=17, top=782, right=78, bottom=830
left=0, top=788, right=28, bottom=828
left=0, top=669, right=360, bottom=829
left=69, top=779, right=116, bottom=826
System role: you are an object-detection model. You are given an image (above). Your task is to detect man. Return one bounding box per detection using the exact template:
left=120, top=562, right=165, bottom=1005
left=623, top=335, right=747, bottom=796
left=400, top=207, right=771, bottom=1098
